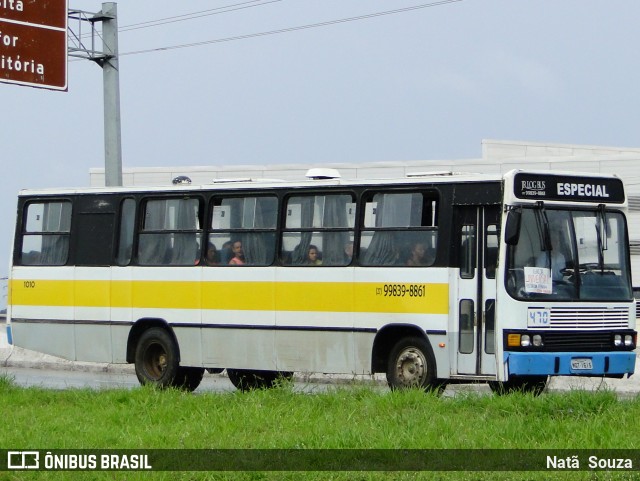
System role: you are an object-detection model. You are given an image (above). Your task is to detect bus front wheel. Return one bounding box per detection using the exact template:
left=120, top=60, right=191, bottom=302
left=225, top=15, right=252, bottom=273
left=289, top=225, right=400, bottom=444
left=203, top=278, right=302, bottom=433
left=386, top=337, right=439, bottom=392
left=134, top=327, right=181, bottom=389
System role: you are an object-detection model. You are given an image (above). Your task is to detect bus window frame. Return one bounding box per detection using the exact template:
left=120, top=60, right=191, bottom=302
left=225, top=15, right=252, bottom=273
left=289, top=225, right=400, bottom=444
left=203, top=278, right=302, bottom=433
left=116, top=197, right=137, bottom=267
left=19, top=198, right=73, bottom=266
left=280, top=190, right=356, bottom=267
left=136, top=195, right=205, bottom=267
left=359, top=188, right=440, bottom=268
left=208, top=193, right=280, bottom=267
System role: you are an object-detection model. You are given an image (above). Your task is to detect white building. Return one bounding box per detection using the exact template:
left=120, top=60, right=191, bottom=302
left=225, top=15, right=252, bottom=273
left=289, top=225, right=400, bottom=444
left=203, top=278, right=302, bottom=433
left=90, top=139, right=640, bottom=285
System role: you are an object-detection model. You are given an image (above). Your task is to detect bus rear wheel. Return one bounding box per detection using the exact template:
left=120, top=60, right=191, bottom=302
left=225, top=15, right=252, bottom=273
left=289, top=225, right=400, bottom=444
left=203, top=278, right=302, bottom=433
left=174, top=367, right=205, bottom=392
left=386, top=337, right=439, bottom=392
left=134, top=327, right=181, bottom=389
left=488, top=375, right=548, bottom=396
left=227, top=369, right=292, bottom=392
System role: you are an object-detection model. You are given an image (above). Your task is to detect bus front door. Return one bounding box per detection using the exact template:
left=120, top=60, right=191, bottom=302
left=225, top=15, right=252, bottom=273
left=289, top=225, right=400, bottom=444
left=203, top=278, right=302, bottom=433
left=455, top=206, right=499, bottom=376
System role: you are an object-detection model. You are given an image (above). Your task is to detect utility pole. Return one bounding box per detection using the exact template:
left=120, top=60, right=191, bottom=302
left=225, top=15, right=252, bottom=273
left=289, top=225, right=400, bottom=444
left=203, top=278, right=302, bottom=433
left=68, top=2, right=123, bottom=187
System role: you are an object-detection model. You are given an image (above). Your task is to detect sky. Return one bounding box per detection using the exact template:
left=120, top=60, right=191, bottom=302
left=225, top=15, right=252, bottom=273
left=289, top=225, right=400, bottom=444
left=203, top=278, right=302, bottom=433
left=1, top=0, right=640, bottom=304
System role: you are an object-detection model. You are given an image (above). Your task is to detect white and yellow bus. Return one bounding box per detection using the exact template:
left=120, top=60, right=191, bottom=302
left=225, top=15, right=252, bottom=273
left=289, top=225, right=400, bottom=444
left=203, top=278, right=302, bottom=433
left=6, top=169, right=637, bottom=393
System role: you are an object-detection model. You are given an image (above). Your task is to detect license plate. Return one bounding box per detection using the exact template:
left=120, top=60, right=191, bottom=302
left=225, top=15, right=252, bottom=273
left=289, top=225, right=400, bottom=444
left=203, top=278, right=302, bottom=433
left=571, top=358, right=593, bottom=370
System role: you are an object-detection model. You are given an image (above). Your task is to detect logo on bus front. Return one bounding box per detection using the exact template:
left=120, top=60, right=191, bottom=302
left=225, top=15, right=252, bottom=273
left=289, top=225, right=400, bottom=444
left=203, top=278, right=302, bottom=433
left=520, top=180, right=546, bottom=197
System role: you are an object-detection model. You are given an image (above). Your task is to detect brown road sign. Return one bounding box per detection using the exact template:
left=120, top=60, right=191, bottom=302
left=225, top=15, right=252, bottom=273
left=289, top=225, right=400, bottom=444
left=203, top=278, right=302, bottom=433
left=0, top=0, right=67, bottom=28
left=0, top=0, right=68, bottom=91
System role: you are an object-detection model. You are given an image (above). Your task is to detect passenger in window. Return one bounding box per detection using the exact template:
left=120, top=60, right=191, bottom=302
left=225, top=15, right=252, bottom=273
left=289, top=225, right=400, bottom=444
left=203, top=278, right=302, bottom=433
left=219, top=241, right=233, bottom=264
left=280, top=250, right=292, bottom=265
left=205, top=243, right=220, bottom=266
left=343, top=241, right=354, bottom=264
left=228, top=240, right=245, bottom=265
left=307, top=245, right=322, bottom=265
left=406, top=242, right=432, bottom=267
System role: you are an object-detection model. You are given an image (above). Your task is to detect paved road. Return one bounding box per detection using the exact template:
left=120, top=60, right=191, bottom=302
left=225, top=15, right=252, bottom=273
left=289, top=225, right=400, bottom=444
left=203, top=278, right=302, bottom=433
left=0, top=365, right=238, bottom=392
left=2, top=321, right=639, bottom=397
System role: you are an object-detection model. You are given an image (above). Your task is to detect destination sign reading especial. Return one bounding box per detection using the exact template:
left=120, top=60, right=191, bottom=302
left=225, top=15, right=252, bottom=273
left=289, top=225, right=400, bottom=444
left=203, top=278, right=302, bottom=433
left=513, top=172, right=626, bottom=204
left=0, top=0, right=68, bottom=91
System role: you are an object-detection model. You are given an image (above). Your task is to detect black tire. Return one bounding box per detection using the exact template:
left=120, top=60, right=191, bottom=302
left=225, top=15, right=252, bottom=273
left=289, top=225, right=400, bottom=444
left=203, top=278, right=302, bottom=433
left=278, top=371, right=294, bottom=382
left=134, top=327, right=180, bottom=389
left=173, top=367, right=205, bottom=392
left=386, top=336, right=438, bottom=392
left=227, top=369, right=291, bottom=392
left=488, top=375, right=548, bottom=396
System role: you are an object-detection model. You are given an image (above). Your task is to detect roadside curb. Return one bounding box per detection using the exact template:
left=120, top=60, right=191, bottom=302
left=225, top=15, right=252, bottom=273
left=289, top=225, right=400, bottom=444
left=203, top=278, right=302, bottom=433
left=0, top=345, right=386, bottom=385
left=0, top=345, right=135, bottom=374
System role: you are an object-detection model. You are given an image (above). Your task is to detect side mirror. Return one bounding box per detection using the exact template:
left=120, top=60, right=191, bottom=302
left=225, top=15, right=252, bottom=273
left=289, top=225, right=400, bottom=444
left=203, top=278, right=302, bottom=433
left=504, top=209, right=521, bottom=245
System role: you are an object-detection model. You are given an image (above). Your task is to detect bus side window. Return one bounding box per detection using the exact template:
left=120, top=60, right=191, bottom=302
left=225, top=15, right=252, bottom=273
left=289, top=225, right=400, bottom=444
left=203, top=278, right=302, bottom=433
left=21, top=200, right=72, bottom=266
left=460, top=225, right=476, bottom=278
left=485, top=224, right=499, bottom=279
left=137, top=198, right=202, bottom=266
left=361, top=192, right=438, bottom=267
left=116, top=198, right=136, bottom=266
left=281, top=194, right=354, bottom=266
left=210, top=196, right=278, bottom=266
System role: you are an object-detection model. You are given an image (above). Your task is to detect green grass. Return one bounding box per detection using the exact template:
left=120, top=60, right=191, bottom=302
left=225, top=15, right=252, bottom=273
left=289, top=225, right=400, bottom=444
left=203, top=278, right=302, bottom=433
left=1, top=374, right=639, bottom=480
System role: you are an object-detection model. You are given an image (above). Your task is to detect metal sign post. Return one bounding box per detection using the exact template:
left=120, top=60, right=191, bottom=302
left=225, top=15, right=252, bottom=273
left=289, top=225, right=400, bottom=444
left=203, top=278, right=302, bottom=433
left=68, top=2, right=122, bottom=186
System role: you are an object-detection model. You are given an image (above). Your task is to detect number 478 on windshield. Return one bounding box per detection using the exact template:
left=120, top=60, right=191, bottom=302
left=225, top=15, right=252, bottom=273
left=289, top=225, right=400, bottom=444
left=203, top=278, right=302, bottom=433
left=528, top=308, right=550, bottom=327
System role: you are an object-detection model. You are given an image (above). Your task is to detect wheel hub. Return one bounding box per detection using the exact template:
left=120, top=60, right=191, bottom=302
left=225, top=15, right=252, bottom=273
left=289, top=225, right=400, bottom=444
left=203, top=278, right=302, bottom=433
left=144, top=344, right=168, bottom=379
left=396, top=348, right=426, bottom=386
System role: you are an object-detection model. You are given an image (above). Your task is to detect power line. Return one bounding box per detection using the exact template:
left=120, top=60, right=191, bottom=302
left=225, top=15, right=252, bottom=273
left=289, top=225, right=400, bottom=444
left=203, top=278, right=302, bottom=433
left=119, top=0, right=283, bottom=33
left=120, top=0, right=463, bottom=57
left=69, top=0, right=284, bottom=62
left=75, top=0, right=282, bottom=40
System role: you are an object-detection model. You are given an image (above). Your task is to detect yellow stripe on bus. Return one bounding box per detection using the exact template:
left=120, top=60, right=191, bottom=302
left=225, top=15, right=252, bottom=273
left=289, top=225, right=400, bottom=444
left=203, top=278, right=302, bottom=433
left=10, top=279, right=449, bottom=315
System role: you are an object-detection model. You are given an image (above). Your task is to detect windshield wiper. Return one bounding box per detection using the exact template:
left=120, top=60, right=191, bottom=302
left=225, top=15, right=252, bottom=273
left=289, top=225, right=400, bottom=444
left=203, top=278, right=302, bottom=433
left=534, top=201, right=551, bottom=251
left=534, top=201, right=553, bottom=269
left=596, top=204, right=608, bottom=272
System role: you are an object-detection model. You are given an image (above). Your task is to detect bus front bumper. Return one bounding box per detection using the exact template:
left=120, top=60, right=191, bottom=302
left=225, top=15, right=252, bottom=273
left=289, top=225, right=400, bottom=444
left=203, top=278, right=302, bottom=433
left=504, top=351, right=637, bottom=377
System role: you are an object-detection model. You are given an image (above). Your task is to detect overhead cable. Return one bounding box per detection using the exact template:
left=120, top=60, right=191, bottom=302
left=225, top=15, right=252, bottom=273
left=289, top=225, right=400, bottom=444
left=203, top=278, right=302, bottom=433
left=120, top=0, right=463, bottom=57
left=119, top=0, right=282, bottom=33
left=75, top=0, right=282, bottom=40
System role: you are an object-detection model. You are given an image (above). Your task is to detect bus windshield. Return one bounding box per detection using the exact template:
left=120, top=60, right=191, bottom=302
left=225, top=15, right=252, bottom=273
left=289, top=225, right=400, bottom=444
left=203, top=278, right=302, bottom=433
left=506, top=207, right=632, bottom=301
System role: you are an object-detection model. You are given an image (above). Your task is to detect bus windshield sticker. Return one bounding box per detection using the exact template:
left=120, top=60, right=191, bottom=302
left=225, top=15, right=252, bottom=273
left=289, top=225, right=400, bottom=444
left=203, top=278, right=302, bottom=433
left=524, top=266, right=552, bottom=294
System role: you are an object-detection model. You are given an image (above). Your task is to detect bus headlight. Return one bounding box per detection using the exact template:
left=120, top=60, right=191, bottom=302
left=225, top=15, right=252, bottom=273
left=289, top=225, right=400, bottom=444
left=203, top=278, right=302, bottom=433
left=614, top=335, right=623, bottom=347
left=624, top=335, right=634, bottom=347
left=505, top=332, right=544, bottom=348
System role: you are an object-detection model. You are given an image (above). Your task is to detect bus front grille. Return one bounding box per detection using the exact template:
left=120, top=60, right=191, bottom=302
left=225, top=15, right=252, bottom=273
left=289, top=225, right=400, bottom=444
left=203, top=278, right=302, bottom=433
left=504, top=329, right=636, bottom=352
left=548, top=307, right=630, bottom=329
left=541, top=331, right=617, bottom=351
